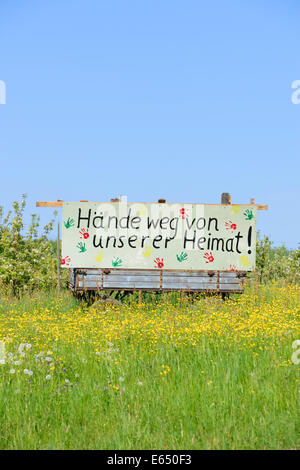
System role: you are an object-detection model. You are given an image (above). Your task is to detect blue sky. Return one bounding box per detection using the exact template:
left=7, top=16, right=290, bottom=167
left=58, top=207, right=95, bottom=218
left=0, top=0, right=299, bottom=248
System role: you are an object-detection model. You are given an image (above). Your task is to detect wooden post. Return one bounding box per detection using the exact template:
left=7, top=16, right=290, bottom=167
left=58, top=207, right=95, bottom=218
left=57, top=201, right=63, bottom=292
left=57, top=221, right=61, bottom=292
left=221, top=193, right=231, bottom=300
left=221, top=193, right=231, bottom=204
left=157, top=199, right=166, bottom=304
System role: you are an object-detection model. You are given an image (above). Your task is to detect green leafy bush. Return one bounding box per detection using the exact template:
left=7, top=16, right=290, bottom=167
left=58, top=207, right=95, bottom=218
left=254, top=233, right=299, bottom=284
left=0, top=195, right=60, bottom=295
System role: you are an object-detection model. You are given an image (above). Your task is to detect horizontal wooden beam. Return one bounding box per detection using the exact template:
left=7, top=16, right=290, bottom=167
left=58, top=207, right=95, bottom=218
left=36, top=201, right=63, bottom=207
left=36, top=201, right=268, bottom=210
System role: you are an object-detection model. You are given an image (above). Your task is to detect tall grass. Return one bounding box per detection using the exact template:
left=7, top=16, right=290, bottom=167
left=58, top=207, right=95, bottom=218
left=0, top=283, right=299, bottom=450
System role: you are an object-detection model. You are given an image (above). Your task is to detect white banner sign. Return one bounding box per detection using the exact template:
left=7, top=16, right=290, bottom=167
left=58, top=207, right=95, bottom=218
left=61, top=202, right=256, bottom=271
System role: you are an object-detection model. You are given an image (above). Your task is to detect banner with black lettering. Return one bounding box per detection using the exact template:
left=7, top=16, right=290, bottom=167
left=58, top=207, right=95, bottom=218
left=61, top=202, right=256, bottom=271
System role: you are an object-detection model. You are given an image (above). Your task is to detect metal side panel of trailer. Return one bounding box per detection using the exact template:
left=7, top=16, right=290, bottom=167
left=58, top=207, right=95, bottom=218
left=69, top=268, right=247, bottom=293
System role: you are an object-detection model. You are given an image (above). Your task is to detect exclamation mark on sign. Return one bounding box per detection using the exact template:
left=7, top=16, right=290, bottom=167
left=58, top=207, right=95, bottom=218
left=248, top=226, right=252, bottom=254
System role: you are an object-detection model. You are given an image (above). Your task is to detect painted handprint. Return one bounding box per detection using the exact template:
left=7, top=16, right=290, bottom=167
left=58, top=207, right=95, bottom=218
left=229, top=264, right=237, bottom=271
left=112, top=257, right=122, bottom=267
left=154, top=257, right=164, bottom=268
left=76, top=242, right=87, bottom=253
left=61, top=256, right=71, bottom=266
left=231, top=206, right=240, bottom=214
left=225, top=220, right=237, bottom=232
left=142, top=246, right=153, bottom=258
left=176, top=251, right=188, bottom=262
left=240, top=255, right=249, bottom=266
left=244, top=209, right=254, bottom=220
left=137, top=205, right=147, bottom=216
left=203, top=252, right=214, bottom=263
left=95, top=251, right=104, bottom=262
left=79, top=228, right=89, bottom=239
left=179, top=208, right=189, bottom=220
left=64, top=217, right=75, bottom=229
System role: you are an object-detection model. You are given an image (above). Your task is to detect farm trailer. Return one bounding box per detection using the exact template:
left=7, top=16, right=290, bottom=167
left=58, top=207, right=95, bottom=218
left=68, top=267, right=247, bottom=297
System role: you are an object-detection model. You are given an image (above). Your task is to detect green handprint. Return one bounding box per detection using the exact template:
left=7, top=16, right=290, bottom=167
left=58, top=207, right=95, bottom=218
left=64, top=217, right=75, bottom=229
left=244, top=209, right=254, bottom=220
left=76, top=242, right=87, bottom=253
left=176, top=251, right=188, bottom=262
left=112, top=257, right=122, bottom=267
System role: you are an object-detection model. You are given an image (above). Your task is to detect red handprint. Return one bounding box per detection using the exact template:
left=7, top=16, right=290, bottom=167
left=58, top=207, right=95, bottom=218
left=179, top=208, right=189, bottom=219
left=61, top=256, right=71, bottom=266
left=154, top=258, right=164, bottom=268
left=229, top=265, right=237, bottom=271
left=79, top=228, right=89, bottom=239
left=225, top=220, right=237, bottom=232
left=204, top=252, right=214, bottom=263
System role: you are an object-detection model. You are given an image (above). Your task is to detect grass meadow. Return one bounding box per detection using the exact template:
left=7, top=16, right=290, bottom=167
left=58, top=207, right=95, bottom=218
left=0, top=282, right=299, bottom=450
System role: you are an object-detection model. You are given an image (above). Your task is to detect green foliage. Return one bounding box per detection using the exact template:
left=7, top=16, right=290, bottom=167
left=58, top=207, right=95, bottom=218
left=254, top=232, right=299, bottom=284
left=0, top=195, right=61, bottom=295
